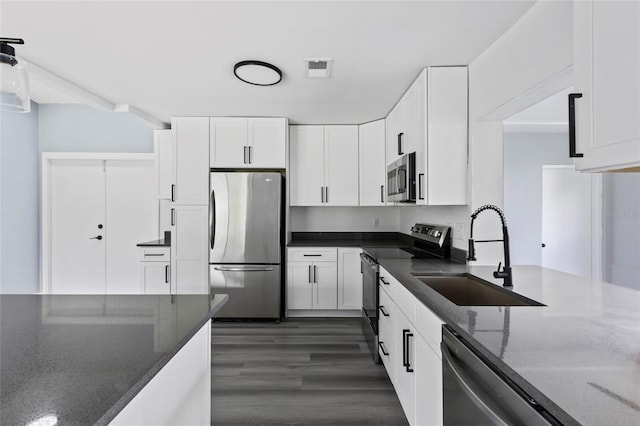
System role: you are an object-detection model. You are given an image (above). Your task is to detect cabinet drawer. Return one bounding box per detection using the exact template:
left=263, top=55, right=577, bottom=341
left=415, top=300, right=444, bottom=352
left=378, top=266, right=397, bottom=298
left=138, top=247, right=171, bottom=261
left=288, top=247, right=337, bottom=262
left=394, top=281, right=416, bottom=323
left=378, top=289, right=394, bottom=333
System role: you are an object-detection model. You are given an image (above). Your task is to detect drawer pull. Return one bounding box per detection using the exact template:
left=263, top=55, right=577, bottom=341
left=303, top=254, right=322, bottom=257
left=379, top=306, right=390, bottom=317
left=144, top=253, right=165, bottom=257
left=380, top=277, right=389, bottom=285
left=378, top=341, right=389, bottom=356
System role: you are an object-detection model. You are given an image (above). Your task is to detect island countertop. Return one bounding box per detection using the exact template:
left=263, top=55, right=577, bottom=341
left=0, top=293, right=228, bottom=426
left=379, top=260, right=640, bottom=426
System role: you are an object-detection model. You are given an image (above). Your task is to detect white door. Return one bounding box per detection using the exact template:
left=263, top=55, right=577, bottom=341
left=51, top=160, right=106, bottom=294
left=359, top=120, right=387, bottom=206
left=289, top=125, right=325, bottom=206
left=313, top=262, right=337, bottom=309
left=105, top=160, right=158, bottom=294
left=248, top=118, right=286, bottom=168
left=210, top=117, right=248, bottom=168
left=337, top=248, right=362, bottom=310
left=324, top=125, right=359, bottom=206
left=287, top=262, right=313, bottom=309
left=542, top=166, right=593, bottom=278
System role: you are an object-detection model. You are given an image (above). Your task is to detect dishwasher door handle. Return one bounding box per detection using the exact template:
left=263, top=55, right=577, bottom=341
left=441, top=343, right=510, bottom=426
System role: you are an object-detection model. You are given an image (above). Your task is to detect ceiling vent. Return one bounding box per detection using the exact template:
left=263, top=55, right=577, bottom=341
left=305, top=58, right=332, bottom=78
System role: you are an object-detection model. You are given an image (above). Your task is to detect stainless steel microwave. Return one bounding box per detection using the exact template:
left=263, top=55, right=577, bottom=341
left=387, top=152, right=416, bottom=203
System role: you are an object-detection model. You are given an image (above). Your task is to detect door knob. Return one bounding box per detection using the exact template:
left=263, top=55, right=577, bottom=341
left=90, top=235, right=103, bottom=240
left=541, top=243, right=546, bottom=248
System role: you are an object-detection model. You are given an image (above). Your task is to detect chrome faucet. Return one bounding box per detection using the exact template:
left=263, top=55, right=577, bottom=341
left=467, top=205, right=513, bottom=287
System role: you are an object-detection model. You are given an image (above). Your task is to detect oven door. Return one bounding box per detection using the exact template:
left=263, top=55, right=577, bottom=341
left=360, top=253, right=379, bottom=363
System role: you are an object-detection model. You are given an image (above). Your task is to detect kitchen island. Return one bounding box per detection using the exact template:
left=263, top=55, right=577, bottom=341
left=380, top=260, right=640, bottom=426
left=0, top=293, right=228, bottom=425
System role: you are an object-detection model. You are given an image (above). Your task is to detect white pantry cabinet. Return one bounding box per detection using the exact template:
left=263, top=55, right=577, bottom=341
left=172, top=117, right=209, bottom=205
left=337, top=248, right=362, bottom=310
left=359, top=120, right=387, bottom=206
left=287, top=248, right=338, bottom=310
left=573, top=1, right=640, bottom=172
left=155, top=129, right=175, bottom=200
left=170, top=205, right=209, bottom=294
left=210, top=117, right=287, bottom=168
left=289, top=125, right=359, bottom=206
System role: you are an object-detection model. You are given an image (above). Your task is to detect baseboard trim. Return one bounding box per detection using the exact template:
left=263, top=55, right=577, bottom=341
left=287, top=309, right=361, bottom=318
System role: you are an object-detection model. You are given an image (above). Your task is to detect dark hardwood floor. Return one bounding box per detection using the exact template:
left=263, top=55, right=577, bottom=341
left=211, top=317, right=408, bottom=426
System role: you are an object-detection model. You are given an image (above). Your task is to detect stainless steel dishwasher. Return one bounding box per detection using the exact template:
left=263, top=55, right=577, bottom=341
left=441, top=325, right=564, bottom=425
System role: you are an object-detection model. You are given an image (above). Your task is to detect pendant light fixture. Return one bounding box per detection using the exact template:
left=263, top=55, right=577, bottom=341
left=234, top=60, right=282, bottom=86
left=1, top=37, right=30, bottom=113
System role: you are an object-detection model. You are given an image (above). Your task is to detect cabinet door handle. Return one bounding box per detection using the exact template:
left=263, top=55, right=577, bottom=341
left=380, top=185, right=384, bottom=203
left=418, top=174, right=424, bottom=200
left=321, top=186, right=324, bottom=203
left=308, top=265, right=312, bottom=283
left=171, top=184, right=175, bottom=202
left=378, top=341, right=389, bottom=356
left=402, top=329, right=409, bottom=368
left=303, top=254, right=322, bottom=257
left=568, top=93, right=584, bottom=158
left=405, top=330, right=414, bottom=373
left=325, top=187, right=328, bottom=203
left=165, top=265, right=169, bottom=283
left=379, top=306, right=389, bottom=317
left=313, top=265, right=317, bottom=283
left=398, top=132, right=404, bottom=155
left=380, top=277, right=389, bottom=285
left=244, top=146, right=248, bottom=164
left=170, top=208, right=175, bottom=226
left=248, top=146, right=252, bottom=164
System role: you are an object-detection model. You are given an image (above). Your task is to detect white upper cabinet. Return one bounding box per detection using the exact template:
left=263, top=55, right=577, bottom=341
left=173, top=117, right=209, bottom=205
left=324, top=126, right=359, bottom=206
left=290, top=125, right=359, bottom=206
left=210, top=117, right=286, bottom=168
left=290, top=125, right=325, bottom=206
left=386, top=107, right=401, bottom=165
left=573, top=1, right=640, bottom=172
left=421, top=67, right=468, bottom=205
left=359, top=120, right=387, bottom=206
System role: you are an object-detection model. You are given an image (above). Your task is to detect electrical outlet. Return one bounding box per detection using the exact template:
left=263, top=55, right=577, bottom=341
left=454, top=222, right=464, bottom=240
left=373, top=217, right=380, bottom=227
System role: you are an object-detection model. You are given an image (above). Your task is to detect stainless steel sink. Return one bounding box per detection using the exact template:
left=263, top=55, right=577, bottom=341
left=413, top=274, right=544, bottom=307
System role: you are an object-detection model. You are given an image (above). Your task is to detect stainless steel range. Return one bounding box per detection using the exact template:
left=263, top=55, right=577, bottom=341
left=360, top=223, right=452, bottom=363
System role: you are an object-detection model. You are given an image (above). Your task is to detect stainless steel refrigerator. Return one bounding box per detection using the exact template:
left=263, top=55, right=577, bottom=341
left=209, top=172, right=282, bottom=319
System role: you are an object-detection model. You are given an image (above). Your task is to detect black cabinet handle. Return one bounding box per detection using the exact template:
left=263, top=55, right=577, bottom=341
left=308, top=265, right=312, bottom=283
left=397, top=133, right=404, bottom=155
left=380, top=277, right=389, bottom=285
left=402, top=329, right=409, bottom=368
left=405, top=332, right=414, bottom=373
left=325, top=187, right=329, bottom=203
left=379, top=306, right=389, bottom=317
left=378, top=341, right=389, bottom=356
left=303, top=254, right=322, bottom=257
left=381, top=185, right=385, bottom=203
left=171, top=184, right=175, bottom=202
left=248, top=146, right=252, bottom=164
left=313, top=265, right=317, bottom=283
left=568, top=93, right=584, bottom=158
left=418, top=173, right=424, bottom=200
left=321, top=186, right=324, bottom=203
left=171, top=208, right=175, bottom=226
left=244, top=146, right=248, bottom=164
left=165, top=265, right=169, bottom=283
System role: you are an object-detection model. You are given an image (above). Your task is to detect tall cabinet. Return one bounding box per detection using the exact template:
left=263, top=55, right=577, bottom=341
left=170, top=118, right=210, bottom=294
left=573, top=0, right=640, bottom=172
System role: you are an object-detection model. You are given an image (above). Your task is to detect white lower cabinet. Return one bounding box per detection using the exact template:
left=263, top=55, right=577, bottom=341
left=380, top=266, right=444, bottom=426
left=170, top=205, right=209, bottom=294
left=140, top=262, right=171, bottom=294
left=287, top=247, right=361, bottom=313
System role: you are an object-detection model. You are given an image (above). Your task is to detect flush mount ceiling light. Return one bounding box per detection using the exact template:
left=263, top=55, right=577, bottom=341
left=233, top=60, right=282, bottom=86
left=0, top=37, right=30, bottom=113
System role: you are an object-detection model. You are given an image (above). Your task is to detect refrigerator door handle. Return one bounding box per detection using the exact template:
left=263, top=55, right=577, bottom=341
left=209, top=190, right=216, bottom=250
left=213, top=266, right=275, bottom=272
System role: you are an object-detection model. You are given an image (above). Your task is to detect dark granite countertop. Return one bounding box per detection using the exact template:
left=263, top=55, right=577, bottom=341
left=379, top=259, right=640, bottom=426
left=0, top=293, right=228, bottom=426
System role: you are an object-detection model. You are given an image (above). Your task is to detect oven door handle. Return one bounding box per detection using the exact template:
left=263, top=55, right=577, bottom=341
left=441, top=343, right=510, bottom=426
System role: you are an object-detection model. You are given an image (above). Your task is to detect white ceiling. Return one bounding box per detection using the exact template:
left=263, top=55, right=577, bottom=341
left=2, top=1, right=535, bottom=124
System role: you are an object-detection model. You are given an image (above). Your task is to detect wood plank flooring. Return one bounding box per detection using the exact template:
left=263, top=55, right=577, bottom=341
left=211, top=318, right=408, bottom=425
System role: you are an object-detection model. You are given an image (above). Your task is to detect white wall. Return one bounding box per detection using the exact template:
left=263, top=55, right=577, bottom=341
left=467, top=0, right=573, bottom=265
left=503, top=131, right=571, bottom=266
left=603, top=174, right=640, bottom=290
left=290, top=207, right=398, bottom=232
left=39, top=104, right=153, bottom=153
left=1, top=102, right=40, bottom=293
